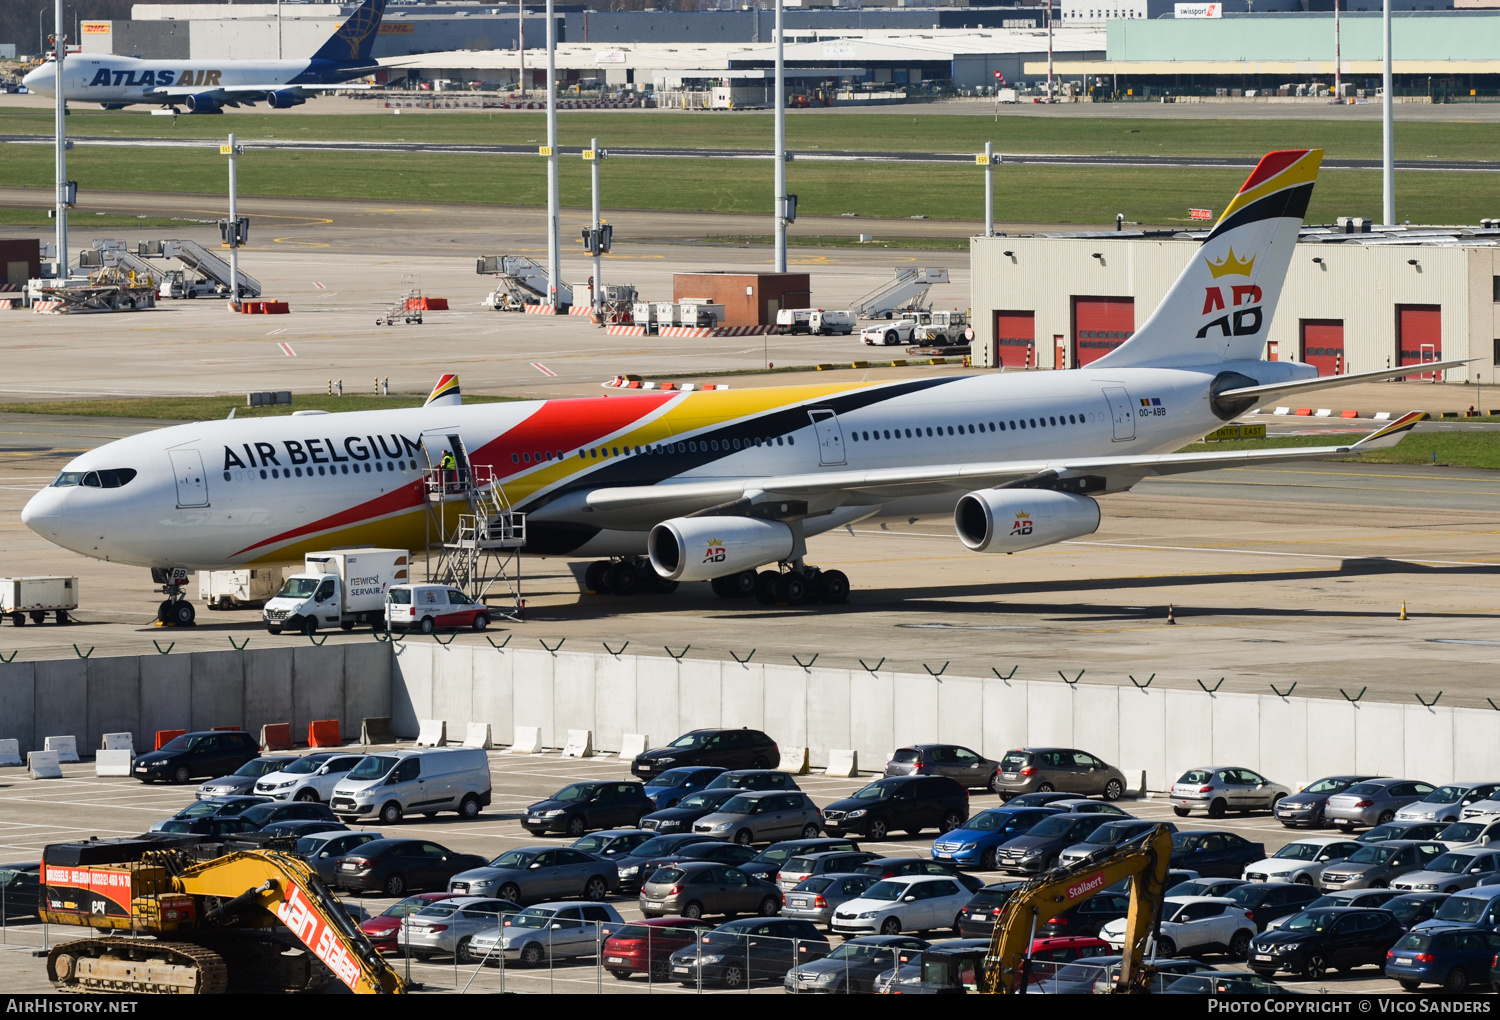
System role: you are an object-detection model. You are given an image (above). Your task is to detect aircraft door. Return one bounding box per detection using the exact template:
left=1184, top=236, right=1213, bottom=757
left=807, top=409, right=847, bottom=466
left=169, top=449, right=210, bottom=507
left=1102, top=386, right=1136, bottom=442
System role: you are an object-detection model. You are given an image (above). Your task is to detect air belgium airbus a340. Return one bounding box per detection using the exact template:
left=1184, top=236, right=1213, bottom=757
left=23, top=150, right=1452, bottom=622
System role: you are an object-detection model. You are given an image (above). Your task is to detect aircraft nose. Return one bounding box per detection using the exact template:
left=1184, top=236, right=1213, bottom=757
left=21, top=66, right=47, bottom=90
left=21, top=486, right=66, bottom=537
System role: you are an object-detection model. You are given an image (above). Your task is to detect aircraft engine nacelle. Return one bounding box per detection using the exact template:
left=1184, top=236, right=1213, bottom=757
left=648, top=516, right=794, bottom=582
left=184, top=93, right=223, bottom=114
left=954, top=488, right=1100, bottom=554
left=267, top=90, right=306, bottom=109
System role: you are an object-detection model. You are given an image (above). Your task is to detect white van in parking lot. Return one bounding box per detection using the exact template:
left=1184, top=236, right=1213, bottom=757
left=329, top=747, right=493, bottom=825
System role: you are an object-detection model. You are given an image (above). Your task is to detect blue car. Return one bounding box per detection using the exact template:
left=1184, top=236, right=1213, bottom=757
left=1385, top=926, right=1500, bottom=992
left=930, top=807, right=1063, bottom=870
left=642, top=767, right=726, bottom=809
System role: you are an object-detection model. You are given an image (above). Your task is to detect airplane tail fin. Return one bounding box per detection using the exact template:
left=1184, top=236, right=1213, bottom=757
left=311, top=0, right=387, bottom=64
left=1095, top=148, right=1324, bottom=370
left=424, top=373, right=461, bottom=407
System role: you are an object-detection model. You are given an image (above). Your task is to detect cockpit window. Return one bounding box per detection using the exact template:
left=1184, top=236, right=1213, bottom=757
left=53, top=469, right=136, bottom=489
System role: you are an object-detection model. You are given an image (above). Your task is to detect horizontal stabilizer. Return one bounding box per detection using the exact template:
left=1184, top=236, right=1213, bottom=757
left=1218, top=360, right=1471, bottom=406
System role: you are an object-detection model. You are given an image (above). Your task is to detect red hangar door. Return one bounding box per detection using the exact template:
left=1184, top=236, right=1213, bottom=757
left=1072, top=297, right=1135, bottom=368
left=1300, top=320, right=1345, bottom=376
left=1397, top=305, right=1442, bottom=380
left=992, top=310, right=1036, bottom=369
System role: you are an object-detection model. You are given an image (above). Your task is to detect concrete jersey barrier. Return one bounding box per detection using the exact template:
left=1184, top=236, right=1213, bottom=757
left=28, top=750, right=62, bottom=779
left=414, top=719, right=447, bottom=747
left=463, top=722, right=493, bottom=750
left=101, top=732, right=134, bottom=752
left=95, top=749, right=133, bottom=777
left=562, top=729, right=594, bottom=758
left=44, top=735, right=79, bottom=763
left=510, top=726, right=542, bottom=754
left=619, top=733, right=649, bottom=759
left=0, top=739, right=20, bottom=767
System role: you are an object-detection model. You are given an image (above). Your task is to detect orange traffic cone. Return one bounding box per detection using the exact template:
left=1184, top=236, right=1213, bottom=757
left=1167, top=604, right=1176, bottom=625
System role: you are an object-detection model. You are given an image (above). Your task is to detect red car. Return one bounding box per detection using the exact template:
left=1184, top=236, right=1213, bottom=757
left=384, top=584, right=490, bottom=634
left=602, top=916, right=713, bottom=982
left=359, top=893, right=455, bottom=953
left=1026, top=936, right=1112, bottom=985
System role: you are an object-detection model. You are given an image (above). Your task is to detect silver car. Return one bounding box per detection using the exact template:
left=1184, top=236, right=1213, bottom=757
left=1390, top=850, right=1500, bottom=894
left=196, top=756, right=298, bottom=799
left=692, top=791, right=823, bottom=845
left=885, top=745, right=1000, bottom=790
left=254, top=752, right=366, bottom=803
left=398, top=896, right=519, bottom=960
left=1325, top=779, right=1437, bottom=830
left=1170, top=767, right=1290, bottom=819
left=1395, top=783, right=1500, bottom=824
left=1317, top=840, right=1447, bottom=891
left=781, top=874, right=875, bottom=928
left=465, top=902, right=623, bottom=967
left=295, top=829, right=382, bottom=885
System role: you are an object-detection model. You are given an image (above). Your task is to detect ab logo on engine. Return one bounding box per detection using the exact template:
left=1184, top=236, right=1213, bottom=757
left=1010, top=512, right=1033, bottom=537
left=702, top=540, right=726, bottom=564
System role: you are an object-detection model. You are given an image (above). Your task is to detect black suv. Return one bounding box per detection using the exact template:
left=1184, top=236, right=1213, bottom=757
left=134, top=730, right=261, bottom=784
left=820, top=776, right=969, bottom=841
left=632, top=729, right=780, bottom=778
left=523, top=781, right=656, bottom=837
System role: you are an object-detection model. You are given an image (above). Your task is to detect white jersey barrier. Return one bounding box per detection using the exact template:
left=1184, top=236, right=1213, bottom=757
left=619, top=733, right=649, bottom=759
left=28, top=751, right=62, bottom=779
left=562, top=729, right=594, bottom=758
left=510, top=726, right=543, bottom=754
left=96, top=749, right=133, bottom=776
left=45, top=735, right=79, bottom=763
left=414, top=719, right=447, bottom=747
left=463, top=722, right=493, bottom=750
left=102, top=732, right=135, bottom=752
left=0, top=739, right=20, bottom=767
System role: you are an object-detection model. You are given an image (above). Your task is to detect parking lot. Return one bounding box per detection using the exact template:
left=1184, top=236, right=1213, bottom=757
left=0, top=747, right=1416, bottom=994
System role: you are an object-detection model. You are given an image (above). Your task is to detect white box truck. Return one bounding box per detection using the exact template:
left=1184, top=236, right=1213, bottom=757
left=262, top=549, right=409, bottom=635
left=198, top=567, right=286, bottom=611
left=0, top=576, right=78, bottom=625
left=810, top=309, right=856, bottom=335
left=775, top=308, right=814, bottom=334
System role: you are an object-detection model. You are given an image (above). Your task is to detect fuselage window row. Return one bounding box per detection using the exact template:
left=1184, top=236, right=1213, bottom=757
left=230, top=459, right=414, bottom=482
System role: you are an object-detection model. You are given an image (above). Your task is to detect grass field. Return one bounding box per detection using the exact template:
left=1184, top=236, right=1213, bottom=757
left=4, top=143, right=1491, bottom=224
left=6, top=108, right=1500, bottom=161
left=0, top=394, right=517, bottom=421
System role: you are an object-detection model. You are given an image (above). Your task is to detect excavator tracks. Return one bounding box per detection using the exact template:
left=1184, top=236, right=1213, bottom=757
left=48, top=939, right=229, bottom=994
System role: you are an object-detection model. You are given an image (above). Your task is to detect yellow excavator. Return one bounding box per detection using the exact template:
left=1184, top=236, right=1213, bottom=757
left=982, top=824, right=1174, bottom=994
left=39, top=837, right=406, bottom=994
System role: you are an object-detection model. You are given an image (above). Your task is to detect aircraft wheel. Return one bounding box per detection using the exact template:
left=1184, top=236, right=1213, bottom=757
left=584, top=560, right=610, bottom=594
left=169, top=601, right=196, bottom=627
left=817, top=570, right=850, bottom=604
left=753, top=571, right=780, bottom=606
left=774, top=572, right=808, bottom=606
left=157, top=600, right=175, bottom=623
left=606, top=561, right=639, bottom=596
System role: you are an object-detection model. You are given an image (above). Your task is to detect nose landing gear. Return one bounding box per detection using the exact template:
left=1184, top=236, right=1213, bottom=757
left=150, top=567, right=196, bottom=627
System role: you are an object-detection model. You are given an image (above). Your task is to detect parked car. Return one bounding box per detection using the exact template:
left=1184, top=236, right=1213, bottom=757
left=784, top=935, right=928, bottom=994
left=0, top=861, right=39, bottom=920
left=398, top=896, right=523, bottom=961
left=626, top=840, right=758, bottom=883
left=830, top=874, right=973, bottom=936
left=737, top=837, right=862, bottom=884
left=885, top=744, right=1000, bottom=790
left=1271, top=775, right=1380, bottom=829
left=1169, top=768, right=1289, bottom=819
left=991, top=747, right=1129, bottom=801
left=1004, top=791, right=1091, bottom=809
left=642, top=767, right=726, bottom=809
left=1317, top=840, right=1447, bottom=891
left=854, top=857, right=984, bottom=892
left=1162, top=972, right=1302, bottom=994
left=446, top=846, right=616, bottom=903
left=931, top=806, right=1063, bottom=870
left=1390, top=849, right=1500, bottom=894
left=465, top=902, right=623, bottom=967
left=782, top=874, right=876, bottom=929
left=1101, top=896, right=1255, bottom=958
left=1169, top=831, right=1266, bottom=878
left=1039, top=890, right=1131, bottom=939
left=1167, top=877, right=1248, bottom=899
left=602, top=917, right=713, bottom=982
left=1023, top=937, right=1114, bottom=984
left=295, top=829, right=382, bottom=885
left=821, top=776, right=969, bottom=840
left=640, top=861, right=783, bottom=919
left=1396, top=782, right=1500, bottom=824
left=704, top=770, right=801, bottom=793
left=1221, top=882, right=1322, bottom=931
left=155, top=816, right=261, bottom=837
left=775, top=850, right=882, bottom=892
left=1048, top=798, right=1131, bottom=817
left=880, top=938, right=993, bottom=994
left=1386, top=927, right=1500, bottom=992
left=523, top=781, right=655, bottom=837
left=150, top=795, right=269, bottom=832
left=259, top=819, right=351, bottom=839
left=1460, top=797, right=1500, bottom=821
left=1056, top=819, right=1177, bottom=868
left=196, top=756, right=299, bottom=799
left=335, top=839, right=489, bottom=897
left=1359, top=819, right=1448, bottom=844
left=668, top=917, right=829, bottom=988
left=1240, top=836, right=1364, bottom=886
left=1247, top=907, right=1405, bottom=979
left=630, top=728, right=780, bottom=777
left=1325, top=779, right=1438, bottom=830
left=329, top=747, right=492, bottom=824
left=1263, top=889, right=1401, bottom=930
left=236, top=801, right=338, bottom=831
left=1031, top=956, right=1219, bottom=995
left=134, top=730, right=262, bottom=784
left=691, top=790, right=823, bottom=845
left=254, top=752, right=366, bottom=803
left=611, top=834, right=723, bottom=893
left=639, top=789, right=739, bottom=835
left=385, top=583, right=489, bottom=633
left=1384, top=892, right=1451, bottom=931
left=569, top=829, right=653, bottom=862
left=1435, top=818, right=1500, bottom=851
left=1412, top=887, right=1500, bottom=933
left=359, top=892, right=457, bottom=953
left=994, top=813, right=1114, bottom=875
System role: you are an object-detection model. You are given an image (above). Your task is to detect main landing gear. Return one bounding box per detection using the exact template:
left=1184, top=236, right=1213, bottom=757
left=150, top=567, right=197, bottom=627
left=584, top=557, right=680, bottom=596
left=717, top=567, right=849, bottom=608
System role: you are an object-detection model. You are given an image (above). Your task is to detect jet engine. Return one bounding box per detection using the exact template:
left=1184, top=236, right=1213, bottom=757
left=184, top=93, right=223, bottom=114
left=648, top=516, right=794, bottom=582
left=954, top=488, right=1100, bottom=554
left=266, top=90, right=306, bottom=109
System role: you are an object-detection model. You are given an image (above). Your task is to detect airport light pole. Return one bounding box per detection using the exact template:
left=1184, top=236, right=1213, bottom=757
left=518, top=0, right=525, bottom=96
left=1333, top=0, right=1341, bottom=101
left=545, top=0, right=560, bottom=308
left=1382, top=0, right=1395, bottom=226
left=53, top=0, right=68, bottom=280
left=223, top=133, right=244, bottom=308
left=773, top=0, right=787, bottom=274
left=1046, top=1, right=1054, bottom=103
left=588, top=137, right=602, bottom=315
left=981, top=141, right=994, bottom=238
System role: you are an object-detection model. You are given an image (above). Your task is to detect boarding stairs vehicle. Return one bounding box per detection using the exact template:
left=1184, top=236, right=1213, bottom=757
left=853, top=266, right=949, bottom=319
left=40, top=837, right=406, bottom=994
left=160, top=239, right=262, bottom=299
left=983, top=825, right=1174, bottom=993
left=422, top=435, right=525, bottom=618
left=477, top=255, right=573, bottom=310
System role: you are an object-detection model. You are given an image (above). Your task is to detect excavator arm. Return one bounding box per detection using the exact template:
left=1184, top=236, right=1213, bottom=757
left=176, top=851, right=406, bottom=994
left=982, top=824, right=1174, bottom=994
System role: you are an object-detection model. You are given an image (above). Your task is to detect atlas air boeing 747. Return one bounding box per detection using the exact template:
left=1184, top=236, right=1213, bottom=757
left=22, top=150, right=1457, bottom=624
left=21, top=0, right=386, bottom=114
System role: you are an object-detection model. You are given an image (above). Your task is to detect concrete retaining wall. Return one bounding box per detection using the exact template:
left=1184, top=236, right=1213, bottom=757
left=393, top=645, right=1500, bottom=790
left=0, top=643, right=390, bottom=755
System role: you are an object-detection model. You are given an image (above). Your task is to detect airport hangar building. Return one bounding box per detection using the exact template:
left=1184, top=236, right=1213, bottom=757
left=969, top=227, right=1500, bottom=382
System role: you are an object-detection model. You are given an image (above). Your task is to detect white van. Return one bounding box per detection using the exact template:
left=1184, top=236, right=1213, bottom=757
left=328, top=747, right=492, bottom=825
left=810, top=309, right=856, bottom=335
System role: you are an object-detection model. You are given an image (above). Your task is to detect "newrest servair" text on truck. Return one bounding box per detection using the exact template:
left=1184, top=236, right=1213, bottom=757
left=262, top=548, right=408, bottom=635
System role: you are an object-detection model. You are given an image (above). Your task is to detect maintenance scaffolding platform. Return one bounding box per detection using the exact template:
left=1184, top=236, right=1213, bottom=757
left=422, top=451, right=526, bottom=621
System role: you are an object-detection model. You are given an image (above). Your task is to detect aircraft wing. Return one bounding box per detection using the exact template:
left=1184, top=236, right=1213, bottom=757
left=150, top=83, right=370, bottom=96
left=573, top=412, right=1427, bottom=524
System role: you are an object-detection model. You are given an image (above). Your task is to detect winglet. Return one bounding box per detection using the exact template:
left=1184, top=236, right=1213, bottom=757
left=424, top=373, right=461, bottom=407
left=1352, top=411, right=1427, bottom=450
